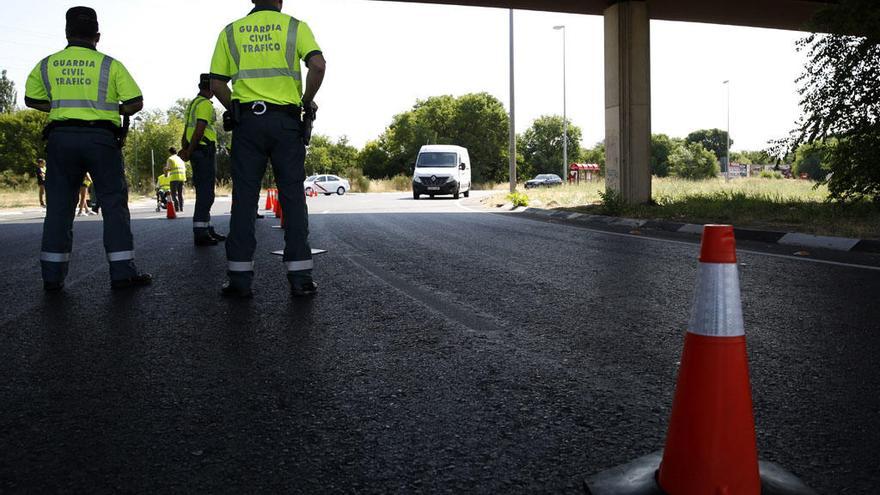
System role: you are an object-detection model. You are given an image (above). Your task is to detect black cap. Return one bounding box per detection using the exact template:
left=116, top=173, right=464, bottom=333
left=66, top=6, right=99, bottom=38
left=199, top=73, right=211, bottom=89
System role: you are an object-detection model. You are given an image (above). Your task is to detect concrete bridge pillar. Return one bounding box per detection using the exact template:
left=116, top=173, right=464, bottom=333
left=604, top=1, right=652, bottom=204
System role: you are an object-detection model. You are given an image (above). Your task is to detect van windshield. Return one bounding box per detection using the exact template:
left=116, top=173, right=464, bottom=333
left=416, top=152, right=458, bottom=168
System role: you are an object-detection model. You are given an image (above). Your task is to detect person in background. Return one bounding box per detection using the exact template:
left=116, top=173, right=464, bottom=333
left=77, top=173, right=96, bottom=216
left=166, top=147, right=187, bottom=212
left=36, top=159, right=47, bottom=207
left=156, top=165, right=172, bottom=208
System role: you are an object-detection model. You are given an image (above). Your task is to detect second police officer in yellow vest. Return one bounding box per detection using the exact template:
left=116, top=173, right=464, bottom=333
left=166, top=147, right=187, bottom=213
left=210, top=0, right=326, bottom=298
left=179, top=74, right=227, bottom=246
left=24, top=6, right=151, bottom=291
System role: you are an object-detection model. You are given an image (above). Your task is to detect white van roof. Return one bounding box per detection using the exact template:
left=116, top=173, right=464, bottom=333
left=419, top=145, right=467, bottom=153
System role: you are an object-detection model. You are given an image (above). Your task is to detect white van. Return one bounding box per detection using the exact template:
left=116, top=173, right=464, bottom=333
left=412, top=145, right=472, bottom=200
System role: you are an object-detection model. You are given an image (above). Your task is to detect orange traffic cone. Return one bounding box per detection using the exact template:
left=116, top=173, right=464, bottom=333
left=264, top=189, right=273, bottom=210
left=584, top=225, right=815, bottom=495
left=657, top=224, right=759, bottom=494
left=166, top=199, right=177, bottom=219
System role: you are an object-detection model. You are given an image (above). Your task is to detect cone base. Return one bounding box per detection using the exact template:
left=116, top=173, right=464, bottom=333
left=584, top=451, right=817, bottom=495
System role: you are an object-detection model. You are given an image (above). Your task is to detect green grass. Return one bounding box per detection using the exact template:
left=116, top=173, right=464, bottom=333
left=484, top=178, right=880, bottom=239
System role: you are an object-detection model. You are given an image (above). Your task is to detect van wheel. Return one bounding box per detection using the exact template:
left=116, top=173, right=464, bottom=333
left=453, top=190, right=460, bottom=200
left=464, top=189, right=470, bottom=198
left=413, top=192, right=420, bottom=200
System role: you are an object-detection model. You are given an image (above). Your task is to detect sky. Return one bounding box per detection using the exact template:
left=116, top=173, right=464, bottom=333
left=0, top=0, right=808, bottom=152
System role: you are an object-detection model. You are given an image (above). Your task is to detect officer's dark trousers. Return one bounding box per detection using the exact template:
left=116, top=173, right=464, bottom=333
left=227, top=110, right=311, bottom=289
left=170, top=180, right=184, bottom=212
left=191, top=144, right=216, bottom=237
left=41, top=127, right=138, bottom=283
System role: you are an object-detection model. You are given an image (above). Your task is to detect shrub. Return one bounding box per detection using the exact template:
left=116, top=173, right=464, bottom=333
left=599, top=188, right=625, bottom=215
left=759, top=170, right=784, bottom=180
left=0, top=171, right=32, bottom=189
left=507, top=191, right=529, bottom=207
left=344, top=167, right=370, bottom=193
left=390, top=174, right=411, bottom=191
left=669, top=142, right=720, bottom=180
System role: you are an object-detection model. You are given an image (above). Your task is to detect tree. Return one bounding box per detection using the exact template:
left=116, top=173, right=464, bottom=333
left=359, top=140, right=390, bottom=179
left=783, top=0, right=880, bottom=201
left=375, top=93, right=509, bottom=182
left=685, top=128, right=733, bottom=162
left=651, top=134, right=681, bottom=177
left=0, top=70, right=16, bottom=114
left=123, top=110, right=185, bottom=191
left=521, top=115, right=583, bottom=178
left=794, top=140, right=834, bottom=180
left=581, top=141, right=605, bottom=177
left=669, top=142, right=720, bottom=180
left=0, top=110, right=49, bottom=175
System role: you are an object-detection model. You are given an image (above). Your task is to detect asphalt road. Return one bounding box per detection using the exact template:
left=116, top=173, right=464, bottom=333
left=1, top=191, right=878, bottom=493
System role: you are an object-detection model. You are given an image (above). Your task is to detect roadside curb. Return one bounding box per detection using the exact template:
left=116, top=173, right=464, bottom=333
left=515, top=207, right=880, bottom=254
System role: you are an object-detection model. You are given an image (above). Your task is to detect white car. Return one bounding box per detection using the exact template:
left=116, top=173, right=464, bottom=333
left=304, top=174, right=351, bottom=196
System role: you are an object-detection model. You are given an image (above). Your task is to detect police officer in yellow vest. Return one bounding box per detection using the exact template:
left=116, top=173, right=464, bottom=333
left=157, top=167, right=172, bottom=208
left=166, top=147, right=187, bottom=212
left=179, top=74, right=226, bottom=246
left=210, top=0, right=326, bottom=298
left=24, top=6, right=151, bottom=291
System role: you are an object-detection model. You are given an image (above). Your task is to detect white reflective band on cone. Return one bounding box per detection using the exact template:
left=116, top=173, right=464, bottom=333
left=107, top=251, right=135, bottom=262
left=228, top=261, right=255, bottom=272
left=285, top=259, right=314, bottom=272
left=193, top=222, right=210, bottom=228
left=687, top=263, right=745, bottom=337
left=40, top=252, right=70, bottom=263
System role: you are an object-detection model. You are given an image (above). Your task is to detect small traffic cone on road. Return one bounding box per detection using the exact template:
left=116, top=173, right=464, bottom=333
left=264, top=189, right=273, bottom=210
left=584, top=224, right=816, bottom=495
left=656, top=224, right=759, bottom=494
left=166, top=199, right=177, bottom=219
left=311, top=189, right=318, bottom=198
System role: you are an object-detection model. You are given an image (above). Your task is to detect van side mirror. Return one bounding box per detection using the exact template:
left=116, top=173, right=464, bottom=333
left=459, top=163, right=466, bottom=171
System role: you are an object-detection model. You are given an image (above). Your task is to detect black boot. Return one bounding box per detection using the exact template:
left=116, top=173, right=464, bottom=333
left=111, top=273, right=153, bottom=290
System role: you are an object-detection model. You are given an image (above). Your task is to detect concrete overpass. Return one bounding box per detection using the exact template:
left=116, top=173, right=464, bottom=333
left=371, top=0, right=834, bottom=202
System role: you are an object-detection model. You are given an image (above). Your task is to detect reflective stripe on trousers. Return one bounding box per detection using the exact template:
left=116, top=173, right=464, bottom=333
left=40, top=252, right=71, bottom=263
left=285, top=259, right=313, bottom=272
left=107, top=250, right=135, bottom=262
left=228, top=261, right=255, bottom=272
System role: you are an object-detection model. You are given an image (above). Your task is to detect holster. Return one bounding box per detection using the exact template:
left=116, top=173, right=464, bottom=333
left=223, top=101, right=241, bottom=131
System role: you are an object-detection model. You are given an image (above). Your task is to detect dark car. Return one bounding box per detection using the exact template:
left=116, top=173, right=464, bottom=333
left=524, top=174, right=563, bottom=189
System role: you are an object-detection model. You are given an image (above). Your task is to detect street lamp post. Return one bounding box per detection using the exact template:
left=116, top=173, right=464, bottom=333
left=723, top=80, right=730, bottom=179
left=554, top=25, right=568, bottom=182
left=509, top=9, right=517, bottom=193
left=132, top=116, right=143, bottom=188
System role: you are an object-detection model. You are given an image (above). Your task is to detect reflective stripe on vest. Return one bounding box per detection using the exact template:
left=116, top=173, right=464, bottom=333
left=42, top=54, right=117, bottom=112
left=225, top=17, right=301, bottom=83
left=40, top=57, right=52, bottom=100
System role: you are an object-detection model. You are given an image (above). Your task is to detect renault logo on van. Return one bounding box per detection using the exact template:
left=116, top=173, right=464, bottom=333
left=431, top=175, right=437, bottom=182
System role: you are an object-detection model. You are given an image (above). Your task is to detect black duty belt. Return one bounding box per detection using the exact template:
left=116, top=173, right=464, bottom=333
left=46, top=119, right=119, bottom=132
left=243, top=101, right=301, bottom=116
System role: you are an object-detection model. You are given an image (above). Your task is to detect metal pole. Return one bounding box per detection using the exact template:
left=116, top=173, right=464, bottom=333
left=151, top=148, right=155, bottom=187
left=509, top=9, right=517, bottom=193
left=724, top=80, right=730, bottom=180
left=562, top=26, right=568, bottom=182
